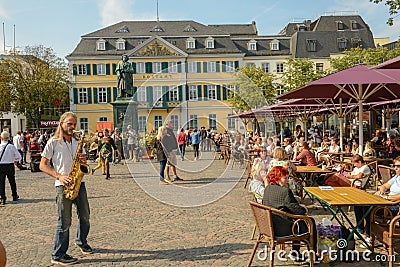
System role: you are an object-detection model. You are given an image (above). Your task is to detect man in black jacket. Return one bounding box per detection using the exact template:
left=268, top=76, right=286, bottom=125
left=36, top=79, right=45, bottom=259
left=163, top=120, right=183, bottom=182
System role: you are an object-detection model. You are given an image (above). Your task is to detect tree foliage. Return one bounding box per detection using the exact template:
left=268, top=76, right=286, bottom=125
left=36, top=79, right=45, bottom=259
left=228, top=65, right=275, bottom=113
left=280, top=58, right=327, bottom=92
left=329, top=44, right=400, bottom=72
left=370, top=0, right=400, bottom=25
left=0, top=45, right=70, bottom=128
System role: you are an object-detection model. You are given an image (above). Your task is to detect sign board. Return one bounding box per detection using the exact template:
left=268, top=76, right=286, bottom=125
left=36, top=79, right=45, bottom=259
left=40, top=120, right=59, bottom=128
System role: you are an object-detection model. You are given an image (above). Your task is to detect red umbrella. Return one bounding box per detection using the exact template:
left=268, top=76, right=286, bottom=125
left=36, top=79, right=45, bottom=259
left=277, top=64, right=400, bottom=154
left=372, top=56, right=400, bottom=69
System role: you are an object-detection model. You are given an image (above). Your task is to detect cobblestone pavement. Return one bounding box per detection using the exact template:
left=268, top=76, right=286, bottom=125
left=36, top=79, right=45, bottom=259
left=0, top=150, right=398, bottom=266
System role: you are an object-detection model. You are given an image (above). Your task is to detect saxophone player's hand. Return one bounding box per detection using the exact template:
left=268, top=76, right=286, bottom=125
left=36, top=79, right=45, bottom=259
left=58, top=174, right=73, bottom=185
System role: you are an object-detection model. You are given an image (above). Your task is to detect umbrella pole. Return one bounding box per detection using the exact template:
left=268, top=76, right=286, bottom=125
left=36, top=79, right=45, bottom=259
left=339, top=116, right=344, bottom=152
left=359, top=98, right=364, bottom=156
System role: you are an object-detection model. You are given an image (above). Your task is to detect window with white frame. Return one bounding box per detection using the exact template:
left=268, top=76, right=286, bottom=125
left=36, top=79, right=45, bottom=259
left=207, top=61, right=216, bottom=72
left=79, top=118, right=89, bottom=133
left=351, top=20, right=358, bottom=30
left=248, top=40, right=257, bottom=51
left=189, top=114, right=198, bottom=129
left=136, top=62, right=145, bottom=74
left=78, top=88, right=88, bottom=104
left=208, top=114, right=217, bottom=130
left=262, top=63, right=269, bottom=73
left=227, top=114, right=236, bottom=130
left=168, top=61, right=178, bottom=73
left=154, top=115, right=163, bottom=130
left=98, top=87, right=107, bottom=103
left=206, top=37, right=214, bottom=48
left=170, top=115, right=179, bottom=131
left=97, top=39, right=106, bottom=51
left=187, top=61, right=197, bottom=73
left=77, top=64, right=87, bottom=75
left=153, top=86, right=162, bottom=107
left=138, top=116, right=147, bottom=132
left=225, top=61, right=235, bottom=72
left=116, top=39, right=125, bottom=50
left=189, top=85, right=198, bottom=101
left=337, top=38, right=347, bottom=51
left=153, top=62, right=162, bottom=73
left=227, top=84, right=236, bottom=93
left=97, top=63, right=106, bottom=75
left=169, top=86, right=178, bottom=101
left=99, top=116, right=108, bottom=122
left=270, top=40, right=279, bottom=51
left=276, top=63, right=284, bottom=73
left=208, top=85, right=217, bottom=100
left=276, top=85, right=285, bottom=95
left=187, top=37, right=196, bottom=49
left=137, top=86, right=146, bottom=102
left=337, top=21, right=344, bottom=30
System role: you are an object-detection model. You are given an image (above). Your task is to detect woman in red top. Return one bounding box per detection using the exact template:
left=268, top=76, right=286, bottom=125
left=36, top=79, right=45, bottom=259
left=177, top=128, right=187, bottom=161
left=293, top=141, right=317, bottom=166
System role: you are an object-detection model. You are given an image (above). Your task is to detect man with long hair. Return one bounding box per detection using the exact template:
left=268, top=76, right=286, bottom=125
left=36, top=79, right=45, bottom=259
left=39, top=111, right=92, bottom=265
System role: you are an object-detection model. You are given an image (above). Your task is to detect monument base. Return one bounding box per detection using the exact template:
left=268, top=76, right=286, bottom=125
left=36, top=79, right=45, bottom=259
left=111, top=97, right=139, bottom=134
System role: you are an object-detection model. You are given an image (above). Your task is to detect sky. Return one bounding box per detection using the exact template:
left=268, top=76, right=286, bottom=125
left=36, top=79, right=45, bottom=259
left=0, top=0, right=399, bottom=58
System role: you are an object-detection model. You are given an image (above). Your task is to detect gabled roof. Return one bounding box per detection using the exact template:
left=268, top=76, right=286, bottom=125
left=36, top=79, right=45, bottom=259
left=82, top=20, right=229, bottom=38
left=209, top=22, right=258, bottom=37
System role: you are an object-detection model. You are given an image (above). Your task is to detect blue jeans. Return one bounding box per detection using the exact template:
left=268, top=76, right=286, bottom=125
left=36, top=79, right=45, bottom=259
left=52, top=183, right=90, bottom=259
left=159, top=159, right=167, bottom=181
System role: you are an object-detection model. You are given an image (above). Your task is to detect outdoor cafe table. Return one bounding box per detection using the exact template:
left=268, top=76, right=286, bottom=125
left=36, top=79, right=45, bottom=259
left=296, top=166, right=332, bottom=202
left=304, top=186, right=394, bottom=250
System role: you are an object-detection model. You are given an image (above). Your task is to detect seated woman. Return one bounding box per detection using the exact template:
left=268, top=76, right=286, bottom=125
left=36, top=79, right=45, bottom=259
left=293, top=141, right=317, bottom=166
left=354, top=156, right=400, bottom=248
left=253, top=148, right=271, bottom=168
left=363, top=141, right=376, bottom=158
left=324, top=154, right=371, bottom=187
left=262, top=166, right=317, bottom=261
left=249, top=161, right=268, bottom=203
left=268, top=147, right=299, bottom=195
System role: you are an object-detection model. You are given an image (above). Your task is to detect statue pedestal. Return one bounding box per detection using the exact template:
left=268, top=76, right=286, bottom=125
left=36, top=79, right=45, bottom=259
left=111, top=97, right=139, bottom=134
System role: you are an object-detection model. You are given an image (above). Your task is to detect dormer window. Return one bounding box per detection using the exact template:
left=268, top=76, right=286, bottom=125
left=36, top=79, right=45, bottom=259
left=206, top=37, right=214, bottom=49
left=116, top=26, right=129, bottom=33
left=151, top=25, right=164, bottom=32
left=186, top=37, right=196, bottom=49
left=184, top=25, right=197, bottom=32
left=97, top=39, right=106, bottom=51
left=116, top=38, right=126, bottom=50
left=337, top=21, right=344, bottom=31
left=248, top=40, right=257, bottom=51
left=351, top=20, right=358, bottom=30
left=270, top=40, right=279, bottom=51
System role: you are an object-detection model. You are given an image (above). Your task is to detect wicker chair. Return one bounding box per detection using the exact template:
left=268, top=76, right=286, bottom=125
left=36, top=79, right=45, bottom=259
left=248, top=201, right=315, bottom=267
left=377, top=165, right=395, bottom=190
left=243, top=159, right=253, bottom=189
left=370, top=203, right=400, bottom=267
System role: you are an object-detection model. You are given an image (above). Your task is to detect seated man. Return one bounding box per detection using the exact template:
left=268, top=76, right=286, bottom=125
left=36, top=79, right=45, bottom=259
left=324, top=154, right=370, bottom=187
left=320, top=138, right=341, bottom=166
left=354, top=156, right=400, bottom=248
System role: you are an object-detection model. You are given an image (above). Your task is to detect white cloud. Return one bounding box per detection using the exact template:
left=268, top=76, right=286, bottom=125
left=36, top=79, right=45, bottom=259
left=97, top=0, right=156, bottom=26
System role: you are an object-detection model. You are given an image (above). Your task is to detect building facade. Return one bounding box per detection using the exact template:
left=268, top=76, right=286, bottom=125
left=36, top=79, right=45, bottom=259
left=67, top=14, right=375, bottom=135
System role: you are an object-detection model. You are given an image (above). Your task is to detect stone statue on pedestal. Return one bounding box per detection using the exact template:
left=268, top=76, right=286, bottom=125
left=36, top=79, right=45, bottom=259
left=116, top=54, right=134, bottom=98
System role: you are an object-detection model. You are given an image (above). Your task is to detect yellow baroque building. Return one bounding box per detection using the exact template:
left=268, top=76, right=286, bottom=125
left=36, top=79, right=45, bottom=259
left=67, top=21, right=246, bottom=135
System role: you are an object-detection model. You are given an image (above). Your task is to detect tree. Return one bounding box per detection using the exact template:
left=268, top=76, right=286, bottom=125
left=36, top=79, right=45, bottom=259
left=229, top=65, right=275, bottom=113
left=330, top=44, right=400, bottom=72
left=0, top=45, right=70, bottom=128
left=280, top=58, right=327, bottom=92
left=370, top=0, right=400, bottom=25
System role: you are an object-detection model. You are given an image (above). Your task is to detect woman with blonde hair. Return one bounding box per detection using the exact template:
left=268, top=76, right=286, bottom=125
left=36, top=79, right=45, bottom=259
left=363, top=141, right=375, bottom=157
left=268, top=147, right=299, bottom=194
left=154, top=126, right=170, bottom=184
left=249, top=161, right=268, bottom=203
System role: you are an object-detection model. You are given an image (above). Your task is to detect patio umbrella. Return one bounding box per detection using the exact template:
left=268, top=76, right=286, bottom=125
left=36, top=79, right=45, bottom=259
left=277, top=64, right=400, bottom=155
left=371, top=56, right=400, bottom=69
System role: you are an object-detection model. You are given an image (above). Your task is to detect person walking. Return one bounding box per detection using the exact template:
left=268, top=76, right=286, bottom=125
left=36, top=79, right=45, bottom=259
left=126, top=125, right=136, bottom=161
left=177, top=128, right=187, bottom=161
left=164, top=120, right=182, bottom=181
left=111, top=128, right=123, bottom=163
left=0, top=131, right=21, bottom=205
left=13, top=131, right=24, bottom=165
left=190, top=128, right=200, bottom=160
left=39, top=111, right=93, bottom=265
left=154, top=126, right=169, bottom=185
left=98, top=129, right=121, bottom=180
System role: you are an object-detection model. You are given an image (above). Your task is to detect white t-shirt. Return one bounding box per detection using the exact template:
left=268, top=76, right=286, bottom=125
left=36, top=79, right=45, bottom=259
left=41, top=138, right=85, bottom=187
left=13, top=134, right=22, bottom=150
left=0, top=141, right=21, bottom=164
left=349, top=164, right=371, bottom=187
left=126, top=130, right=136, bottom=145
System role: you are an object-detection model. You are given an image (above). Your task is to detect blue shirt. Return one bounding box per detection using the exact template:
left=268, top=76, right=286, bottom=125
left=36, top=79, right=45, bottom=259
left=190, top=132, right=200, bottom=145
left=388, top=174, right=400, bottom=195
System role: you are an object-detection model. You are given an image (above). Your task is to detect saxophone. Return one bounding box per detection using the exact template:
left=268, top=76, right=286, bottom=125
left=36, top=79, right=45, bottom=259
left=64, top=130, right=90, bottom=200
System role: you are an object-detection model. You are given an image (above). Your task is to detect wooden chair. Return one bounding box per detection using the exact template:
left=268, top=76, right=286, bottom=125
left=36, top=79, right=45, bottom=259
left=370, top=203, right=400, bottom=267
left=377, top=165, right=395, bottom=190
left=243, top=159, right=253, bottom=189
left=248, top=201, right=314, bottom=267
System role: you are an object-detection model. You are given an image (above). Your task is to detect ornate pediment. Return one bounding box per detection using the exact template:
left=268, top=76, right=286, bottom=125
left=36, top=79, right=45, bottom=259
left=135, top=40, right=180, bottom=57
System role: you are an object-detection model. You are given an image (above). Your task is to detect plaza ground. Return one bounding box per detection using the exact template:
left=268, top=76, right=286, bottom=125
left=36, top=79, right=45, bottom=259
left=0, top=150, right=398, bottom=266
